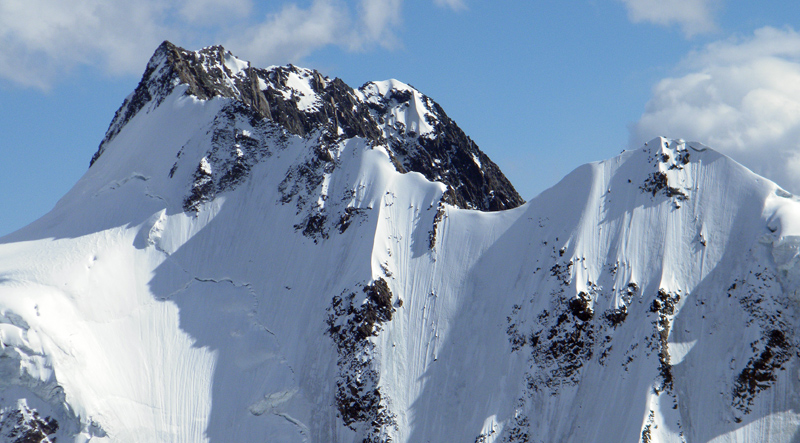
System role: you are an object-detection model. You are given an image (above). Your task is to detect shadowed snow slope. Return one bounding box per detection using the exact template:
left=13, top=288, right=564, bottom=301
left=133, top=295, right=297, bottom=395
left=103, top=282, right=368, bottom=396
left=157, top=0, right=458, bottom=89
left=2, top=43, right=800, bottom=443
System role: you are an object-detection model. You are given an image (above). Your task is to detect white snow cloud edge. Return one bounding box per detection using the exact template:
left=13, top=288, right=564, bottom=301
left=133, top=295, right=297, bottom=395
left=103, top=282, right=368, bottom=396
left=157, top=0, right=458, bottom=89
left=0, top=0, right=457, bottom=90
left=617, top=0, right=722, bottom=36
left=630, top=26, right=800, bottom=194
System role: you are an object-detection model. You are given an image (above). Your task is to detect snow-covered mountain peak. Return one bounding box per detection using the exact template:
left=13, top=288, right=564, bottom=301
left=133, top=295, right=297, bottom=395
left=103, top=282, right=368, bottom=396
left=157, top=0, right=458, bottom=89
left=89, top=41, right=523, bottom=213
left=7, top=42, right=800, bottom=442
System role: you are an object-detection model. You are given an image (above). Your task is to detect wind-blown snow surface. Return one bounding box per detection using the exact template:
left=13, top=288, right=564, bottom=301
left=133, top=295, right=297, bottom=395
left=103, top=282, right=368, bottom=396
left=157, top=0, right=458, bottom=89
left=3, top=50, right=800, bottom=443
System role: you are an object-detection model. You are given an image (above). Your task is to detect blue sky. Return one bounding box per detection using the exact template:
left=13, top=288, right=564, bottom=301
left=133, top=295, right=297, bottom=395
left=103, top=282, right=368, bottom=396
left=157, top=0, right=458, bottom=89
left=1, top=0, right=800, bottom=236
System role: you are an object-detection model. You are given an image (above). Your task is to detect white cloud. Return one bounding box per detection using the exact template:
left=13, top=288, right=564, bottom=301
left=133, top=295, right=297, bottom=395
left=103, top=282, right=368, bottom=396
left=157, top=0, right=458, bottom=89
left=0, top=0, right=170, bottom=88
left=0, top=0, right=455, bottom=90
left=358, top=0, right=403, bottom=46
left=630, top=27, right=800, bottom=193
left=226, top=0, right=406, bottom=65
left=433, top=0, right=467, bottom=11
left=618, top=0, right=720, bottom=36
left=225, top=0, right=353, bottom=64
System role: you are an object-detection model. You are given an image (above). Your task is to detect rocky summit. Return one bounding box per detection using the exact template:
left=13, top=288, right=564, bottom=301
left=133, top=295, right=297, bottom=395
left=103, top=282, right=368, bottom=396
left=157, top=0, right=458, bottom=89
left=93, top=41, right=524, bottom=213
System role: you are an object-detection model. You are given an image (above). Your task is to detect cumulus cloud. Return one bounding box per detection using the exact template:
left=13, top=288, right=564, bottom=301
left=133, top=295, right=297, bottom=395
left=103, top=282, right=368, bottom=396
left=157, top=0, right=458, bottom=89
left=630, top=27, right=800, bottom=193
left=618, top=0, right=721, bottom=36
left=0, top=0, right=455, bottom=90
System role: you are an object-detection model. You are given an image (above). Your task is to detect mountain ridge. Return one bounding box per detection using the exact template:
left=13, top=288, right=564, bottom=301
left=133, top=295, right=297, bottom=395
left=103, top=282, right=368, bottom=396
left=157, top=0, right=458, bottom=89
left=1, top=43, right=800, bottom=442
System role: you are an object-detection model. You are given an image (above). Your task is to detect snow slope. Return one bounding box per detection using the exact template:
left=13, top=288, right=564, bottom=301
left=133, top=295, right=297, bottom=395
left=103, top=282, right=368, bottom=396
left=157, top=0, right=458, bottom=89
left=1, top=43, right=800, bottom=442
